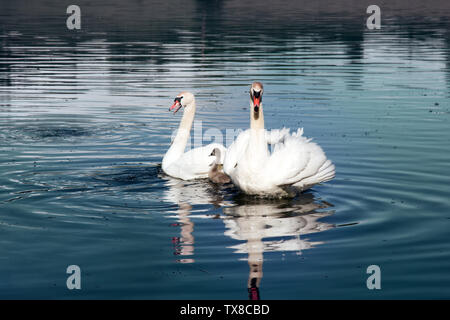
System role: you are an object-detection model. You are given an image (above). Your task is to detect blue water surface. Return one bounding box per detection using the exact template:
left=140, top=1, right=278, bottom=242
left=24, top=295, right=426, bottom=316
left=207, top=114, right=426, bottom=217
left=1, top=0, right=450, bottom=299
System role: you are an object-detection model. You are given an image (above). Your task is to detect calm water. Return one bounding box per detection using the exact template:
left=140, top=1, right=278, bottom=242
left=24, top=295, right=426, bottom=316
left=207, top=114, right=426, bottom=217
left=1, top=0, right=450, bottom=299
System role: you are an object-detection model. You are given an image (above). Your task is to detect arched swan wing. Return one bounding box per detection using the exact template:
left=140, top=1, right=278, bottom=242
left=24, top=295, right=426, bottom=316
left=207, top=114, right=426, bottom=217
left=167, top=143, right=226, bottom=180
left=223, top=130, right=250, bottom=175
left=266, top=129, right=331, bottom=187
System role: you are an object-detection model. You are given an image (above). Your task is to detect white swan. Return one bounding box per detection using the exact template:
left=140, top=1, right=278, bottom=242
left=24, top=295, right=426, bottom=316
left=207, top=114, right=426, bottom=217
left=223, top=82, right=335, bottom=197
left=162, top=91, right=226, bottom=180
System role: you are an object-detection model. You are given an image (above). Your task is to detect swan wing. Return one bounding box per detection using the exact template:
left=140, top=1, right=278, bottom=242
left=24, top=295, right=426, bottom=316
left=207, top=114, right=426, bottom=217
left=224, top=128, right=289, bottom=175
left=223, top=129, right=250, bottom=175
left=167, top=143, right=226, bottom=180
left=265, top=127, right=291, bottom=144
left=267, top=129, right=335, bottom=188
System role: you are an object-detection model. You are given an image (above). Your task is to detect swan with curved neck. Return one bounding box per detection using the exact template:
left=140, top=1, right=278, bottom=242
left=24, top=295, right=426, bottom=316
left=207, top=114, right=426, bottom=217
left=223, top=82, right=335, bottom=197
left=162, top=91, right=226, bottom=180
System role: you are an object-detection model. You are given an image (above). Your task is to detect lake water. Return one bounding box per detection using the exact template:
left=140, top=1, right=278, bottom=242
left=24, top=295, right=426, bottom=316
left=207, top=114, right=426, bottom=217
left=1, top=0, right=450, bottom=299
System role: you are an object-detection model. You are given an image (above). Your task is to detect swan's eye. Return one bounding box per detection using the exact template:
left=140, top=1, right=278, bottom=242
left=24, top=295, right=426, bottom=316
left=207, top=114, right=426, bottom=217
left=174, top=97, right=182, bottom=103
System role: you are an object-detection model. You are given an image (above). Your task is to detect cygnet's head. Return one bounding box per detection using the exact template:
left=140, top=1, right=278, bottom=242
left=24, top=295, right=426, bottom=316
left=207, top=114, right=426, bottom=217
left=210, top=147, right=221, bottom=159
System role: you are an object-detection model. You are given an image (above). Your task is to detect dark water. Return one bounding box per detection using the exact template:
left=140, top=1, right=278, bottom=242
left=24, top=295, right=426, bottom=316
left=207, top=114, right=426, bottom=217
left=1, top=0, right=450, bottom=299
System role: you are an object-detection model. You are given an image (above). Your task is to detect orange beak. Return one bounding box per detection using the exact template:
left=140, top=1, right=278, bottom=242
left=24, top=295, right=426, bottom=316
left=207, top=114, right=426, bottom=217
left=169, top=101, right=182, bottom=114
left=253, top=96, right=261, bottom=108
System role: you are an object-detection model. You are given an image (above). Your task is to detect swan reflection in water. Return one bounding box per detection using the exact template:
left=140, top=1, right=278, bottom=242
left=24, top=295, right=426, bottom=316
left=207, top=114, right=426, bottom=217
left=223, top=195, right=334, bottom=299
left=161, top=175, right=334, bottom=299
left=161, top=176, right=231, bottom=264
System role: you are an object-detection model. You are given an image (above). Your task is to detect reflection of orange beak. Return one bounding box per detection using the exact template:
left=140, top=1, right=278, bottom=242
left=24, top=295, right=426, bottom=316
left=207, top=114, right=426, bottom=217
left=169, top=101, right=182, bottom=114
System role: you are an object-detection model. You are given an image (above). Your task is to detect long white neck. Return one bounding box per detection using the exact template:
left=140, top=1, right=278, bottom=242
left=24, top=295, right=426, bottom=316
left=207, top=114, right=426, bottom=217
left=250, top=101, right=265, bottom=131
left=248, top=100, right=268, bottom=161
left=162, top=100, right=196, bottom=168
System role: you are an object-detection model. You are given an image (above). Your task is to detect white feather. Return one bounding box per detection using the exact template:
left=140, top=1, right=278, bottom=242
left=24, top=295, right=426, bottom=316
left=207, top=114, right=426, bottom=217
left=224, top=127, right=335, bottom=197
